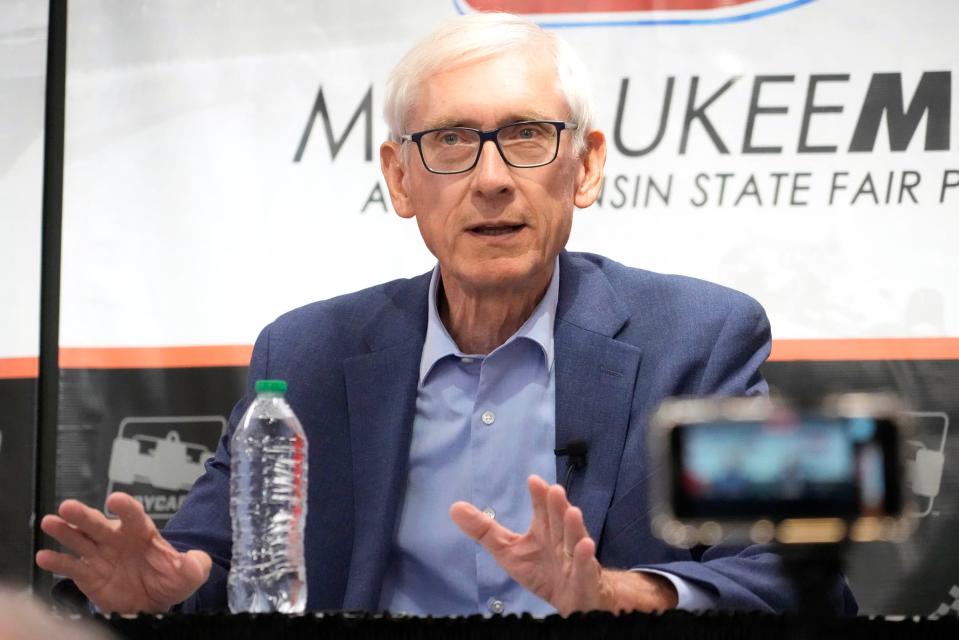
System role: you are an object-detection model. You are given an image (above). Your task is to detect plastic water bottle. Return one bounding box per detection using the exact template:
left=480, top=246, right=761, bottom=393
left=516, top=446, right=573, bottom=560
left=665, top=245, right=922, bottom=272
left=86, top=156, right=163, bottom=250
left=228, top=379, right=308, bottom=613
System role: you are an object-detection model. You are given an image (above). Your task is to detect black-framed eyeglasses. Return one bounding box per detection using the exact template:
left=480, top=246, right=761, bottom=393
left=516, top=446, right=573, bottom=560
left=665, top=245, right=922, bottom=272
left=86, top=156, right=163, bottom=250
left=400, top=120, right=578, bottom=175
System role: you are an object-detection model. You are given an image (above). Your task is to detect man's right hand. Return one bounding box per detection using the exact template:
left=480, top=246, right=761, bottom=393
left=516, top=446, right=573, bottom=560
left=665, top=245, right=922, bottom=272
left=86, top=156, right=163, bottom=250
left=35, top=492, right=211, bottom=614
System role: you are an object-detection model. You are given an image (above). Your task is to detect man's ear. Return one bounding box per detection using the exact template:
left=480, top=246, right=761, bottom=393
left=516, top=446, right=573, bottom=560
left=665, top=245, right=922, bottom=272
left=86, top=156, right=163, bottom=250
left=573, top=130, right=607, bottom=209
left=381, top=141, right=416, bottom=219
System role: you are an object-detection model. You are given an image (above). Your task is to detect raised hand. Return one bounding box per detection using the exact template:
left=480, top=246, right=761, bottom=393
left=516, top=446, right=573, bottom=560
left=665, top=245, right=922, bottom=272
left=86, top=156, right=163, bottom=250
left=449, top=475, right=678, bottom=616
left=35, top=492, right=211, bottom=614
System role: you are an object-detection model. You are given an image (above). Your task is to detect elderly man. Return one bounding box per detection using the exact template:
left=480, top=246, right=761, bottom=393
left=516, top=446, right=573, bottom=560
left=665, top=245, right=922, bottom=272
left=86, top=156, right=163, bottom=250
left=37, top=13, right=853, bottom=617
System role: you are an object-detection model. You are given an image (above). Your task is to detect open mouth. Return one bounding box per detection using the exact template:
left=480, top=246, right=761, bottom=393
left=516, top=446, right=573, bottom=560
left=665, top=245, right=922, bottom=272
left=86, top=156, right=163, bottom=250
left=469, top=224, right=525, bottom=237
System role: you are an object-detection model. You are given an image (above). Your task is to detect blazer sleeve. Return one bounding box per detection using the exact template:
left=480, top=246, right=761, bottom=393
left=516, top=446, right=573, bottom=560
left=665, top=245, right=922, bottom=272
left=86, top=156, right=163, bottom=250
left=159, top=323, right=273, bottom=612
left=635, top=297, right=858, bottom=614
left=696, top=291, right=770, bottom=398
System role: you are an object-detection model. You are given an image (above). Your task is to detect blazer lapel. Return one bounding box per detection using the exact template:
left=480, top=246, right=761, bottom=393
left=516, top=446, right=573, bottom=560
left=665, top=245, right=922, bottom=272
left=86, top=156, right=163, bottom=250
left=342, top=276, right=429, bottom=610
left=554, top=253, right=642, bottom=544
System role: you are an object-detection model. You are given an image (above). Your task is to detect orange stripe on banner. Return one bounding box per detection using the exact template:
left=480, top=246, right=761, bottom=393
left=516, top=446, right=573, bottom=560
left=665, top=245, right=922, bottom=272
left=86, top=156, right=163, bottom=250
left=3, top=339, right=958, bottom=376
left=58, top=345, right=253, bottom=369
left=769, top=338, right=959, bottom=362
left=0, top=357, right=40, bottom=379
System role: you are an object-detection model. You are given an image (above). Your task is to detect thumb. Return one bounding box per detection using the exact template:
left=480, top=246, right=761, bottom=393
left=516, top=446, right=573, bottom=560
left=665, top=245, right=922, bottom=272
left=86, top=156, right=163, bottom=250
left=182, top=549, right=212, bottom=586
left=449, top=502, right=487, bottom=539
left=449, top=502, right=512, bottom=552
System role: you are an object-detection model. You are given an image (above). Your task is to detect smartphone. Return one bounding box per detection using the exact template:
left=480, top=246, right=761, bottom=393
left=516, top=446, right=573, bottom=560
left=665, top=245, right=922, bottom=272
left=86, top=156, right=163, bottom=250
left=650, top=395, right=911, bottom=545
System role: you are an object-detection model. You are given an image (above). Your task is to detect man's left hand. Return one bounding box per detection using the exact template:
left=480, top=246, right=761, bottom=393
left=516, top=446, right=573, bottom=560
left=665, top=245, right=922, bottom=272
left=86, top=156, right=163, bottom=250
left=449, top=474, right=679, bottom=616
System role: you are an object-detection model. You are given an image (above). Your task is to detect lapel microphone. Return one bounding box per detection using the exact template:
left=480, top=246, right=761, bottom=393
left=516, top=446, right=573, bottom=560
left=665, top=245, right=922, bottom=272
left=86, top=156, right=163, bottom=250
left=554, top=439, right=589, bottom=492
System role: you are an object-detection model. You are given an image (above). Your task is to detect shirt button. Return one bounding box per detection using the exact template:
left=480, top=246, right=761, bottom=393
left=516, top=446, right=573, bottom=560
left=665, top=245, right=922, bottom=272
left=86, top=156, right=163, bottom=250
left=461, top=357, right=474, bottom=364
left=481, top=410, right=495, bottom=425
left=488, top=598, right=505, bottom=614
left=482, top=506, right=496, bottom=520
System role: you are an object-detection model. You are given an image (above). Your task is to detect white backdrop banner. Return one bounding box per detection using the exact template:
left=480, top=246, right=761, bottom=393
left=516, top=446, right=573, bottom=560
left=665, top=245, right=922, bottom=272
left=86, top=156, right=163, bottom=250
left=0, top=0, right=46, bottom=585
left=56, top=0, right=959, bottom=353
left=0, top=0, right=45, bottom=364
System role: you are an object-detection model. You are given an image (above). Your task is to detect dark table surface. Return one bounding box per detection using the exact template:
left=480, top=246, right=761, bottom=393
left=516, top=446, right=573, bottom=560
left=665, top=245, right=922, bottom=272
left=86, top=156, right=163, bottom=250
left=92, top=610, right=959, bottom=640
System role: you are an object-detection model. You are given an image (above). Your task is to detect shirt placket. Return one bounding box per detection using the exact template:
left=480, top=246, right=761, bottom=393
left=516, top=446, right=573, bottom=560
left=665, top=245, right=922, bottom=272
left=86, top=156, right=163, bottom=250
left=469, top=351, right=512, bottom=615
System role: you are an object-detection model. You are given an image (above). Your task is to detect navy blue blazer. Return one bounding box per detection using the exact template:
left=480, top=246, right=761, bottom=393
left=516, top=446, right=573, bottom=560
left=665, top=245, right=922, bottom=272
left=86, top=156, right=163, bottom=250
left=162, top=251, right=854, bottom=614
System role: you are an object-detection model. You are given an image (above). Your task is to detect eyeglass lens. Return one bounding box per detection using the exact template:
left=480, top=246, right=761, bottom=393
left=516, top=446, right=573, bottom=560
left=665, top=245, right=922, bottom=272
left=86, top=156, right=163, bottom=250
left=420, top=122, right=559, bottom=172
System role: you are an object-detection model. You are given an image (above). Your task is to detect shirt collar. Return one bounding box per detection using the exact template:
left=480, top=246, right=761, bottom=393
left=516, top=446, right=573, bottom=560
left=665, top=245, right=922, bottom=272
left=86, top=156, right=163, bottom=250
left=418, top=257, right=560, bottom=385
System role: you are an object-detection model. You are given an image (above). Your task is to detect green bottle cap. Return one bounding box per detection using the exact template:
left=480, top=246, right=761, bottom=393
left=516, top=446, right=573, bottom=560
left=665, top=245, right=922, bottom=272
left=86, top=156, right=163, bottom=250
left=255, top=379, right=288, bottom=394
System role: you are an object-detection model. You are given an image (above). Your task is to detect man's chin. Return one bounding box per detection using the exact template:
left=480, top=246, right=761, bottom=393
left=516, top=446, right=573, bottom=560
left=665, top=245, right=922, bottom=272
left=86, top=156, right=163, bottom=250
left=445, top=257, right=554, bottom=295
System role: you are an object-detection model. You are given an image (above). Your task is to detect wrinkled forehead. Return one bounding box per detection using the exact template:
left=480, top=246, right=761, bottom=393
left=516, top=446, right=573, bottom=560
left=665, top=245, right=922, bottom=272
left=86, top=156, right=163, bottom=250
left=406, top=49, right=569, bottom=130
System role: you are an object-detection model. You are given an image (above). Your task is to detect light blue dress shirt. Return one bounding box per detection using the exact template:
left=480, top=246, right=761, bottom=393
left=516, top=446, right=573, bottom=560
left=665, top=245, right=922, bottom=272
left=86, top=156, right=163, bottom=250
left=378, top=259, right=713, bottom=616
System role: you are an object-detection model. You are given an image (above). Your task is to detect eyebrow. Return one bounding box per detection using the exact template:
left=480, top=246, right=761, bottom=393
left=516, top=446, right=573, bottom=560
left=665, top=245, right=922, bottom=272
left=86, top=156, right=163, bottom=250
left=418, top=111, right=558, bottom=131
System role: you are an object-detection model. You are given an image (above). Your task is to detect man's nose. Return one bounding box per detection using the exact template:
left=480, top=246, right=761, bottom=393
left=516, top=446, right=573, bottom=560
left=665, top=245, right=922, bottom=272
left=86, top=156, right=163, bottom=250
left=471, top=139, right=515, bottom=194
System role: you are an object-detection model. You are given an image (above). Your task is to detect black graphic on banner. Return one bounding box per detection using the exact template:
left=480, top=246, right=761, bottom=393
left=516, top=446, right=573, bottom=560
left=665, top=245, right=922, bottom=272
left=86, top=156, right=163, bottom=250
left=55, top=367, right=246, bottom=530
left=0, top=378, right=37, bottom=584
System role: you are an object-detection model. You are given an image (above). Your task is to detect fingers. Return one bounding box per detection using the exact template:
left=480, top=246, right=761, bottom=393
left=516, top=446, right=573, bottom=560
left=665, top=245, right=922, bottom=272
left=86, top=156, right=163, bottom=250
left=449, top=501, right=514, bottom=553
left=546, top=484, right=569, bottom=550
left=562, top=504, right=589, bottom=560
left=529, top=476, right=591, bottom=562
left=58, top=500, right=117, bottom=544
left=40, top=515, right=99, bottom=559
left=35, top=549, right=93, bottom=582
left=571, top=536, right=598, bottom=579
left=567, top=537, right=602, bottom=613
left=527, top=475, right=550, bottom=537
left=106, top=492, right=157, bottom=539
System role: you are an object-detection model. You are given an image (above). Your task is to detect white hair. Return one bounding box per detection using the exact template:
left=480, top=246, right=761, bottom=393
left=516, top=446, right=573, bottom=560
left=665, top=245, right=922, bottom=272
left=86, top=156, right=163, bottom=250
left=383, top=12, right=594, bottom=154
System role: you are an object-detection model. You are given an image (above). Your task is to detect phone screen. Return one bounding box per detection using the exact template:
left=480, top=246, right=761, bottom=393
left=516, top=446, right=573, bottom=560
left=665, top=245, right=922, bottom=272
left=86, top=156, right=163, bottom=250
left=670, top=417, right=901, bottom=520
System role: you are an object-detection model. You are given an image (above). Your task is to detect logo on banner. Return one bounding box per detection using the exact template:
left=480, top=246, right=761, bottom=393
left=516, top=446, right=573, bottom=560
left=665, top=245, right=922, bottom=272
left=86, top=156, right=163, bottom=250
left=293, top=71, right=957, bottom=214
left=598, top=70, right=957, bottom=211
left=930, top=585, right=959, bottom=619
left=454, top=0, right=815, bottom=26
left=905, top=411, right=949, bottom=518
left=105, top=416, right=226, bottom=522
